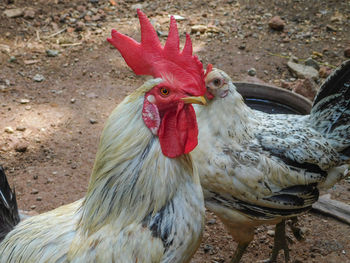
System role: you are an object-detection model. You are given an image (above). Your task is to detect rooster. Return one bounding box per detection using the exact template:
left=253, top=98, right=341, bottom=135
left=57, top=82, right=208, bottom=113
left=192, top=61, right=350, bottom=263
left=0, top=10, right=208, bottom=262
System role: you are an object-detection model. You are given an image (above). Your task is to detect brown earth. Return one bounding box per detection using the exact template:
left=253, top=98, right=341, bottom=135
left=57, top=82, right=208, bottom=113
left=0, top=0, right=349, bottom=262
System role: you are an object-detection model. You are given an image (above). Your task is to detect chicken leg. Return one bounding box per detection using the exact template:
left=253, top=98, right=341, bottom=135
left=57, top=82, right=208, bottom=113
left=230, top=242, right=250, bottom=263
left=262, top=220, right=290, bottom=263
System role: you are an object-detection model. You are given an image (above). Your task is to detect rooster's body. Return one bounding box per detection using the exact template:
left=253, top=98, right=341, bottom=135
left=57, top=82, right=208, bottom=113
left=0, top=11, right=207, bottom=263
left=0, top=81, right=204, bottom=263
left=193, top=61, right=350, bottom=262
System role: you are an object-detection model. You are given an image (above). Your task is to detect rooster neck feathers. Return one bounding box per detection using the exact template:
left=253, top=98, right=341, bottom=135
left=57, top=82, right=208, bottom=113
left=79, top=90, right=196, bottom=235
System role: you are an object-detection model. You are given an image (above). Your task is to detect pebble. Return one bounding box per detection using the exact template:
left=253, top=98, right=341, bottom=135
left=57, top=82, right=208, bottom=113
left=319, top=66, right=332, bottom=78
left=36, top=196, right=42, bottom=201
left=30, top=205, right=36, bottom=210
left=15, top=143, right=28, bottom=153
left=31, top=189, right=39, bottom=195
left=191, top=25, right=207, bottom=34
left=89, top=118, right=97, bottom=124
left=267, top=230, right=275, bottom=237
left=23, top=8, right=35, bottom=19
left=203, top=244, right=213, bottom=253
left=46, top=49, right=59, bottom=57
left=9, top=56, right=16, bottom=62
left=16, top=126, right=26, bottom=131
left=33, top=74, right=45, bottom=82
left=4, top=127, right=14, bottom=134
left=20, top=99, right=30, bottom=104
left=268, top=16, right=285, bottom=31
left=305, top=57, right=320, bottom=70
left=70, top=98, right=76, bottom=103
left=292, top=78, right=318, bottom=100
left=207, top=219, right=216, bottom=225
left=326, top=24, right=337, bottom=32
left=247, top=68, right=257, bottom=76
left=287, top=61, right=319, bottom=80
left=0, top=85, right=9, bottom=92
left=0, top=44, right=10, bottom=53
left=4, top=8, right=24, bottom=18
left=75, top=21, right=85, bottom=31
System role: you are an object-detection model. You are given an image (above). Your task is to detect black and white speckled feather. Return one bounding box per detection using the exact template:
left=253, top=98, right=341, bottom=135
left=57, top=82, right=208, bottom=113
left=193, top=61, right=350, bottom=228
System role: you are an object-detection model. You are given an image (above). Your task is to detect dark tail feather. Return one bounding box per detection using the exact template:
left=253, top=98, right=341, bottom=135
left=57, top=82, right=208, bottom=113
left=0, top=166, right=20, bottom=242
left=310, top=60, right=350, bottom=156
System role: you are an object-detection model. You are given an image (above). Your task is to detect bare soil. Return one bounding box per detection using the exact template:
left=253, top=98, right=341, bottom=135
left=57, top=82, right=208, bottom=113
left=0, top=0, right=349, bottom=262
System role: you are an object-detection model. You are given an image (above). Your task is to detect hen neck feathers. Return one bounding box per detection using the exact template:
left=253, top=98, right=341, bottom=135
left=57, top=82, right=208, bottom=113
left=196, top=86, right=256, bottom=145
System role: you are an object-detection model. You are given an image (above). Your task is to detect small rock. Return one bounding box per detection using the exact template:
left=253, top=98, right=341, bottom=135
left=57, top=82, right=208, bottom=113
left=344, top=47, right=350, bottom=58
left=170, top=15, right=186, bottom=21
left=3, top=8, right=24, bottom=18
left=238, top=44, right=246, bottom=50
left=31, top=189, right=39, bottom=195
left=36, top=196, right=42, bottom=201
left=267, top=230, right=275, bottom=237
left=24, top=59, right=39, bottom=65
left=23, top=8, right=36, bottom=19
left=20, top=99, right=30, bottom=104
left=0, top=85, right=9, bottom=92
left=191, top=25, right=207, bottom=34
left=326, top=24, right=337, bottom=32
left=207, top=219, right=216, bottom=225
left=91, top=14, right=102, bottom=21
left=319, top=66, right=332, bottom=78
left=0, top=44, right=10, bottom=53
left=287, top=61, right=319, bottom=80
left=30, top=205, right=36, bottom=210
left=46, top=49, right=59, bottom=57
left=15, top=143, right=28, bottom=153
left=281, top=80, right=293, bottom=90
left=292, top=78, right=318, bottom=100
left=89, top=118, right=97, bottom=124
left=75, top=21, right=85, bottom=31
left=4, top=127, right=14, bottom=134
left=268, top=16, right=285, bottom=31
left=16, top=126, right=26, bottom=132
left=33, top=74, right=45, bottom=82
left=9, top=56, right=16, bottom=62
left=247, top=68, right=257, bottom=76
left=203, top=244, right=213, bottom=253
left=305, top=58, right=320, bottom=70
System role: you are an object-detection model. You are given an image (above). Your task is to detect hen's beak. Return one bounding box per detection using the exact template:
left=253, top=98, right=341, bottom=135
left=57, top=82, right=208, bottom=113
left=181, top=96, right=207, bottom=105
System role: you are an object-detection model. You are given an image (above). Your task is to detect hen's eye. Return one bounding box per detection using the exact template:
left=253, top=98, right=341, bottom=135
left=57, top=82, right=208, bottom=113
left=213, top=78, right=222, bottom=87
left=160, top=87, right=170, bottom=96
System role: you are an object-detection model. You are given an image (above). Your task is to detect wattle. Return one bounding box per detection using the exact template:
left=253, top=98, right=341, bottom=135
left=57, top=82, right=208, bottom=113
left=158, top=102, right=198, bottom=158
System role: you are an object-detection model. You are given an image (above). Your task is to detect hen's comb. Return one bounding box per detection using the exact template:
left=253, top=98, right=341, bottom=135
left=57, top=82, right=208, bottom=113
left=107, top=9, right=206, bottom=96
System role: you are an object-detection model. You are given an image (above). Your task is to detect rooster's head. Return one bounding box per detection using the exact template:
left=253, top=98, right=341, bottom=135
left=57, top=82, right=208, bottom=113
left=108, top=10, right=209, bottom=158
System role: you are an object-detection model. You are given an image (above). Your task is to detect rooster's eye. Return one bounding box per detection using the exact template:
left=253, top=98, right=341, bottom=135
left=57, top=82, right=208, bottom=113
left=160, top=87, right=170, bottom=96
left=212, top=78, right=222, bottom=87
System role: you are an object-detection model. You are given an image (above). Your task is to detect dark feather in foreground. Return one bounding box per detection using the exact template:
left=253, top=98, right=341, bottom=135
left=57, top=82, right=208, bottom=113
left=0, top=166, right=20, bottom=242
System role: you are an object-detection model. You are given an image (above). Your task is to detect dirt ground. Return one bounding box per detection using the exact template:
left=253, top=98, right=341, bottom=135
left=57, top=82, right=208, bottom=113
left=1, top=0, right=349, bottom=262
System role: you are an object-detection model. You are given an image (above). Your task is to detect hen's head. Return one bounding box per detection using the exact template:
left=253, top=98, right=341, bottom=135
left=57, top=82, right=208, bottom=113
left=108, top=10, right=208, bottom=158
left=205, top=68, right=234, bottom=100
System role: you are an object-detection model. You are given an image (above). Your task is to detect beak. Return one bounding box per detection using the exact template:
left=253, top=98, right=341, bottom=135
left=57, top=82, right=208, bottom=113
left=181, top=96, right=207, bottom=105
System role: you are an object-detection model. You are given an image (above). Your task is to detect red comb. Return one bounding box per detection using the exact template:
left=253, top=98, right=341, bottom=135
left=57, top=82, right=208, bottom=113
left=107, top=9, right=206, bottom=96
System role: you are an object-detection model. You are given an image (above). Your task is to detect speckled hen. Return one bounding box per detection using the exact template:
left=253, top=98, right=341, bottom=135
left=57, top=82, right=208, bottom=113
left=0, top=10, right=207, bottom=263
left=192, top=61, right=350, bottom=263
